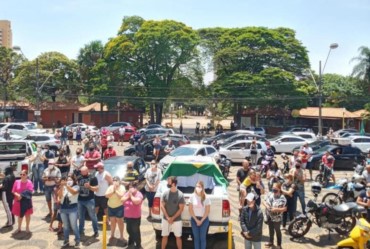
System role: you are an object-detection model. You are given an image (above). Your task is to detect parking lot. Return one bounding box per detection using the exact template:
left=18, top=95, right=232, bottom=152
left=0, top=140, right=355, bottom=249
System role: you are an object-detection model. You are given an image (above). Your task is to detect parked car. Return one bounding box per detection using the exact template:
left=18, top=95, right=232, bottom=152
left=218, top=140, right=267, bottom=163
left=151, top=156, right=230, bottom=238
left=112, top=126, right=137, bottom=142
left=138, top=124, right=164, bottom=133
left=201, top=130, right=255, bottom=145
left=0, top=122, right=48, bottom=138
left=291, top=131, right=317, bottom=141
left=219, top=133, right=269, bottom=147
left=331, top=135, right=370, bottom=153
left=242, top=127, right=266, bottom=137
left=278, top=126, right=314, bottom=135
left=159, top=144, right=219, bottom=171
left=102, top=156, right=150, bottom=192
left=269, top=135, right=309, bottom=153
left=291, top=139, right=331, bottom=153
left=103, top=122, right=134, bottom=133
left=0, top=140, right=38, bottom=178
left=140, top=128, right=175, bottom=141
left=332, top=128, right=358, bottom=138
left=25, top=134, right=61, bottom=155
left=310, top=145, right=365, bottom=170
left=124, top=135, right=187, bottom=160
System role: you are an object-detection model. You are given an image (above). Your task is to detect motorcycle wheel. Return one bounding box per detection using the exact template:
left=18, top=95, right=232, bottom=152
left=315, top=174, right=328, bottom=187
left=322, top=193, right=342, bottom=206
left=288, top=217, right=311, bottom=238
left=334, top=215, right=356, bottom=235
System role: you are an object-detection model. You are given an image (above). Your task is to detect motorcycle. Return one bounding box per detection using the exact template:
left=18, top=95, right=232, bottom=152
left=322, top=173, right=366, bottom=206
left=288, top=183, right=357, bottom=238
left=217, top=157, right=231, bottom=179
left=315, top=163, right=333, bottom=187
left=337, top=218, right=370, bottom=249
left=280, top=153, right=290, bottom=174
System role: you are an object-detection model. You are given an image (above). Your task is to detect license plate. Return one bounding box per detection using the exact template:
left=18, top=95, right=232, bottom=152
left=182, top=220, right=190, bottom=227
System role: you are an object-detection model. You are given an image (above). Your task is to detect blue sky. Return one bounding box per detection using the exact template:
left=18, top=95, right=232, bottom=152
left=1, top=0, right=369, bottom=76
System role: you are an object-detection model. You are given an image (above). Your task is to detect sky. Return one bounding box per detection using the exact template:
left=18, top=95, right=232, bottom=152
left=1, top=0, right=369, bottom=77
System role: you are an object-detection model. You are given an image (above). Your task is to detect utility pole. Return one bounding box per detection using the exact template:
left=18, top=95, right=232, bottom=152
left=35, top=58, right=40, bottom=124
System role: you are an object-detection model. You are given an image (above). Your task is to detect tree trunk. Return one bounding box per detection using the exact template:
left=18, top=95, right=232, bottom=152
left=150, top=103, right=155, bottom=124
left=155, top=103, right=163, bottom=124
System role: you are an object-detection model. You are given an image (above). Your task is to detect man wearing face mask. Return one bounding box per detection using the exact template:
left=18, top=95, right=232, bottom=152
left=240, top=193, right=263, bottom=249
left=289, top=158, right=306, bottom=215
left=77, top=166, right=99, bottom=237
left=71, top=148, right=85, bottom=176
left=103, top=144, right=117, bottom=160
left=160, top=176, right=185, bottom=249
left=42, top=159, right=62, bottom=218
left=122, top=161, right=139, bottom=190
left=43, top=144, right=55, bottom=168
left=144, top=160, right=162, bottom=219
left=94, top=162, right=113, bottom=226
left=30, top=146, right=46, bottom=194
left=84, top=143, right=101, bottom=173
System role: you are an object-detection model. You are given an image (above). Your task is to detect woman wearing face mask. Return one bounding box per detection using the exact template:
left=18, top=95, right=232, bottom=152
left=30, top=146, right=46, bottom=194
left=240, top=193, right=263, bottom=249
left=189, top=181, right=211, bottom=249
left=58, top=175, right=80, bottom=247
left=71, top=148, right=85, bottom=176
left=267, top=161, right=282, bottom=192
left=262, top=183, right=287, bottom=249
left=144, top=160, right=162, bottom=219
left=281, top=174, right=296, bottom=230
left=289, top=159, right=306, bottom=215
left=55, top=149, right=71, bottom=178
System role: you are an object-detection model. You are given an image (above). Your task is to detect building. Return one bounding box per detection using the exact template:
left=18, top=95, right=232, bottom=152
left=0, top=20, right=12, bottom=48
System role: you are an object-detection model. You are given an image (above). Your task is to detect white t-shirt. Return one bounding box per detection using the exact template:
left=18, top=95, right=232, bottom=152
left=71, top=155, right=85, bottom=171
left=189, top=193, right=211, bottom=217
left=144, top=168, right=162, bottom=192
left=119, top=127, right=126, bottom=136
left=301, top=146, right=313, bottom=162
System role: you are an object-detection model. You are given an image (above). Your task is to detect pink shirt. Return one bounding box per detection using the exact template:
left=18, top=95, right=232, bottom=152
left=123, top=191, right=143, bottom=218
left=84, top=150, right=101, bottom=170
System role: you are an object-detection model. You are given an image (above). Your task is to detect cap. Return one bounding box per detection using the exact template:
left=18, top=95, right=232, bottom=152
left=108, top=144, right=113, bottom=148
left=113, top=176, right=120, bottom=181
left=246, top=193, right=255, bottom=202
left=94, top=162, right=104, bottom=168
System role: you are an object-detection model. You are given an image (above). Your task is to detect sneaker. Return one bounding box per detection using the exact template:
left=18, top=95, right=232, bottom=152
left=75, top=242, right=80, bottom=248
left=93, top=232, right=99, bottom=238
left=62, top=241, right=69, bottom=247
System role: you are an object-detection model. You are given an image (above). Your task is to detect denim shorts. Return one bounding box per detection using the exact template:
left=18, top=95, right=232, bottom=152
left=44, top=185, right=56, bottom=202
left=108, top=206, right=124, bottom=218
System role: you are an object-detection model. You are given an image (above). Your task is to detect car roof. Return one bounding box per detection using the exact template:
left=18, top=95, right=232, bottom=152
left=27, top=134, right=55, bottom=137
left=225, top=140, right=265, bottom=146
left=181, top=144, right=213, bottom=148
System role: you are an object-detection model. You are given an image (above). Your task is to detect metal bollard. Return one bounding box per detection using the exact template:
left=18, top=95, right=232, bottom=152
left=102, top=215, right=107, bottom=249
left=228, top=220, right=232, bottom=249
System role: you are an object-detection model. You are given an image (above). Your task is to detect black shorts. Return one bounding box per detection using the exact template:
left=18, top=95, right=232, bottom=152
left=94, top=196, right=108, bottom=209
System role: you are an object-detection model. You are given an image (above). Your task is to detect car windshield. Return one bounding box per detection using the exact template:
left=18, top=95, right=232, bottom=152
left=169, top=147, right=197, bottom=157
left=315, top=145, right=333, bottom=153
left=269, top=136, right=281, bottom=141
left=26, top=124, right=35, bottom=129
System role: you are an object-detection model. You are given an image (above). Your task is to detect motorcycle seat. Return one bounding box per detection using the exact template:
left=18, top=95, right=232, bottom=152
left=353, top=183, right=365, bottom=192
left=332, top=202, right=357, bottom=215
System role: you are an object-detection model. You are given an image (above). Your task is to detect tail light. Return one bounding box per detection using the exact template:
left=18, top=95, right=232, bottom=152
left=152, top=197, right=161, bottom=215
left=21, top=163, right=28, bottom=172
left=222, top=200, right=230, bottom=217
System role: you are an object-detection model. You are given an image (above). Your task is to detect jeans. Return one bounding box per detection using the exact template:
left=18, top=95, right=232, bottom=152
left=191, top=217, right=209, bottom=249
left=126, top=218, right=141, bottom=247
left=294, top=189, right=306, bottom=214
left=78, top=199, right=99, bottom=234
left=32, top=163, right=44, bottom=192
left=244, top=240, right=261, bottom=249
left=60, top=207, right=80, bottom=244
left=268, top=220, right=282, bottom=246
left=283, top=196, right=296, bottom=227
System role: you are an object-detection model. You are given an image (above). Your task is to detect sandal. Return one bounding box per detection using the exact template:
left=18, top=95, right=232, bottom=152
left=49, top=227, right=55, bottom=232
left=12, top=229, right=21, bottom=235
left=265, top=242, right=273, bottom=247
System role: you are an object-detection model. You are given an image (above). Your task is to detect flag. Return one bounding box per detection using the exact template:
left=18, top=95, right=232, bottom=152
left=161, top=156, right=229, bottom=187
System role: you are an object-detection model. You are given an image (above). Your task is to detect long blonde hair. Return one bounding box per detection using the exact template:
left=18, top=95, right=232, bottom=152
left=195, top=180, right=206, bottom=204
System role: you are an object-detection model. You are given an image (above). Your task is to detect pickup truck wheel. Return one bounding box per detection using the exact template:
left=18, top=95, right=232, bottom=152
left=155, top=230, right=162, bottom=240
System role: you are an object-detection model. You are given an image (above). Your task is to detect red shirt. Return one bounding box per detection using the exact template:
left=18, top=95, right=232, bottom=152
left=84, top=150, right=101, bottom=170
left=322, top=155, right=334, bottom=168
left=103, top=149, right=117, bottom=160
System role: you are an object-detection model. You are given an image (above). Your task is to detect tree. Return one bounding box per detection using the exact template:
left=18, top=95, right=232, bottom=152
left=0, top=47, right=22, bottom=121
left=351, top=46, right=370, bottom=85
left=104, top=16, right=201, bottom=124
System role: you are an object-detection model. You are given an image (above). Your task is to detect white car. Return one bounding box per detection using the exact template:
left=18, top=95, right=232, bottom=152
left=269, top=135, right=309, bottom=153
left=292, top=132, right=317, bottom=142
left=25, top=134, right=61, bottom=154
left=0, top=122, right=48, bottom=138
left=103, top=122, right=133, bottom=133
left=333, top=135, right=370, bottom=153
left=218, top=140, right=267, bottom=163
left=159, top=144, right=219, bottom=171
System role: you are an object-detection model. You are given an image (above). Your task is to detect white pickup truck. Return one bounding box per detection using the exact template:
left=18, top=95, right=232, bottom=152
left=150, top=156, right=230, bottom=239
left=0, top=140, right=38, bottom=178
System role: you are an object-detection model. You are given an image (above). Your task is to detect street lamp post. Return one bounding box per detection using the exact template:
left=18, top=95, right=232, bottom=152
left=317, top=43, right=338, bottom=137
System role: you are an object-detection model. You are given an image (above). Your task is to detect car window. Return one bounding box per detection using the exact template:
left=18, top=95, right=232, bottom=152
left=134, top=159, right=146, bottom=173
left=299, top=135, right=312, bottom=139
left=206, top=147, right=216, bottom=155
left=290, top=137, right=305, bottom=142
left=38, top=136, right=50, bottom=141
left=196, top=148, right=206, bottom=156
left=169, top=147, right=197, bottom=156
left=0, top=142, right=27, bottom=154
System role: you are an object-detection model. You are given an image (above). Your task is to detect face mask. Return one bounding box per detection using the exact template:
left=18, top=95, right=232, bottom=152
left=76, top=152, right=81, bottom=155
left=67, top=180, right=73, bottom=187
left=195, top=187, right=202, bottom=194
left=89, top=148, right=94, bottom=151
left=296, top=165, right=301, bottom=169
left=48, top=165, right=54, bottom=170
left=167, top=184, right=172, bottom=188
left=272, top=189, right=279, bottom=194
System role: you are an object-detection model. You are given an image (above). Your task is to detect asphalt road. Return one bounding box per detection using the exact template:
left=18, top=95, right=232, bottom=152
left=0, top=141, right=354, bottom=249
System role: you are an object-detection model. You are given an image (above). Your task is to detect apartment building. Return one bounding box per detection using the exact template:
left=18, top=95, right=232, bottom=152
left=0, top=20, right=12, bottom=48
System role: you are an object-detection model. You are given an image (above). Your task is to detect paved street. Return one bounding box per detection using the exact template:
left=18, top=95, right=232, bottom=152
left=0, top=140, right=353, bottom=249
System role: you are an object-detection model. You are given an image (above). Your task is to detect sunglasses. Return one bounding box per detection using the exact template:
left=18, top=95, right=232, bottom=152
left=20, top=174, right=27, bottom=176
